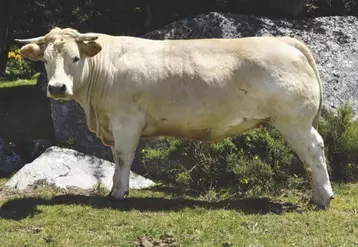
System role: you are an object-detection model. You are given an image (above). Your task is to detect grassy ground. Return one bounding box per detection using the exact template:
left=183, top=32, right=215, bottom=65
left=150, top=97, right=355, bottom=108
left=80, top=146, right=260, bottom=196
left=0, top=79, right=37, bottom=88
left=1, top=179, right=358, bottom=247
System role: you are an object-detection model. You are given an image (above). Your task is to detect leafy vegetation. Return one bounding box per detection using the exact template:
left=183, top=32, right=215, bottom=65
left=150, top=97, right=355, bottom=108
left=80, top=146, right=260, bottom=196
left=1, top=182, right=358, bottom=247
left=0, top=48, right=39, bottom=87
left=4, top=48, right=36, bottom=80
left=141, top=126, right=300, bottom=199
left=319, top=104, right=358, bottom=182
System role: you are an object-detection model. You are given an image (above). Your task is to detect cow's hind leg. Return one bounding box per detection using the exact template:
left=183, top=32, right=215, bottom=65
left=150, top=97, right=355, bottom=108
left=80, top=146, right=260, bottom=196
left=275, top=122, right=334, bottom=209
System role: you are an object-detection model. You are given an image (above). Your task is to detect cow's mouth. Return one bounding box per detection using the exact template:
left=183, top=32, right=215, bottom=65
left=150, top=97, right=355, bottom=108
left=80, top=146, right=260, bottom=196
left=47, top=92, right=72, bottom=100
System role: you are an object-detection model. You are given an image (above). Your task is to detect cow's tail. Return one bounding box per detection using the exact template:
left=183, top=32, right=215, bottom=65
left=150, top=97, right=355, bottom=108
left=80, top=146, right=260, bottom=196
left=279, top=36, right=322, bottom=130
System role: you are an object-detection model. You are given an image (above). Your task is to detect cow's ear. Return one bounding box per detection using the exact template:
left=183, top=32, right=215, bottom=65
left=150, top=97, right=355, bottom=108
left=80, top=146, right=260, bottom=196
left=19, top=43, right=44, bottom=61
left=80, top=41, right=102, bottom=58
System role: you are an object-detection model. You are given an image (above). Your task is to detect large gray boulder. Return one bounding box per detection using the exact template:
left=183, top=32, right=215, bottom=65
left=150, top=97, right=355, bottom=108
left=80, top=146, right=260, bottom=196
left=37, top=13, right=358, bottom=164
left=5, top=146, right=155, bottom=191
left=0, top=137, right=23, bottom=174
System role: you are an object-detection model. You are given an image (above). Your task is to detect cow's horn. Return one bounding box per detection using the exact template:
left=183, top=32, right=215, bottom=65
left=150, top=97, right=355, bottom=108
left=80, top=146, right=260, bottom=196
left=15, top=36, right=45, bottom=44
left=77, top=33, right=98, bottom=42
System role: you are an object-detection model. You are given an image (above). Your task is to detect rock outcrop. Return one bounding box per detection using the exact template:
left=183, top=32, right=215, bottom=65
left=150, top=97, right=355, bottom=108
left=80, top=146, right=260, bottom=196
left=5, top=146, right=155, bottom=191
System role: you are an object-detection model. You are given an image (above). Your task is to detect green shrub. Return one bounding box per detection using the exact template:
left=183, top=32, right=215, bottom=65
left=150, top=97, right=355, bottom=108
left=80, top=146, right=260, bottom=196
left=4, top=48, right=35, bottom=80
left=319, top=104, right=358, bottom=181
left=141, top=125, right=296, bottom=197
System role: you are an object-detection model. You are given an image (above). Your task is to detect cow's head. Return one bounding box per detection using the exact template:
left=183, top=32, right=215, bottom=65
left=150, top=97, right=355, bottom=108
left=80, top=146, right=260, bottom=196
left=16, top=27, right=102, bottom=100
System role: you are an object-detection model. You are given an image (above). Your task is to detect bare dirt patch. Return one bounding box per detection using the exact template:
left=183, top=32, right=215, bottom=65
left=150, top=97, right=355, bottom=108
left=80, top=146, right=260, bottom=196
left=132, top=233, right=177, bottom=247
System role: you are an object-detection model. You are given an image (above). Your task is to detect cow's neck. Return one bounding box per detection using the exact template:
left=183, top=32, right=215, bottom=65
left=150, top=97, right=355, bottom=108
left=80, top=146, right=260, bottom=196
left=75, top=56, right=107, bottom=104
left=73, top=55, right=113, bottom=145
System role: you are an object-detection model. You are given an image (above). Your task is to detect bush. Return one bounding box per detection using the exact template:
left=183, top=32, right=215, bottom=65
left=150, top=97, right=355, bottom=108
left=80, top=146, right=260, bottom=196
left=141, top=125, right=296, bottom=198
left=4, top=48, right=36, bottom=80
left=319, top=104, right=358, bottom=182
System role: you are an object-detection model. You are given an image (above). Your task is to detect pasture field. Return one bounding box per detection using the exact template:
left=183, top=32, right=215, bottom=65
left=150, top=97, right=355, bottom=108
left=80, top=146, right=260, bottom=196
left=1, top=177, right=358, bottom=247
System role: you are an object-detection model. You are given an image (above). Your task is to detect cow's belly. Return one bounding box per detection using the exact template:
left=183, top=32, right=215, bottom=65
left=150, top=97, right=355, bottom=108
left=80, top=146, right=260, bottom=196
left=140, top=86, right=271, bottom=142
left=141, top=115, right=268, bottom=142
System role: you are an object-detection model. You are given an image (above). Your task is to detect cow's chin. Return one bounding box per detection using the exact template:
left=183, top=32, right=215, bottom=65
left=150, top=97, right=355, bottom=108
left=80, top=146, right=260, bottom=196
left=47, top=92, right=73, bottom=101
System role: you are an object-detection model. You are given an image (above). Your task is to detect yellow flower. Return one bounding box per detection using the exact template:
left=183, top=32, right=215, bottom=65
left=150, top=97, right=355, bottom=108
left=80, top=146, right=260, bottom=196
left=15, top=54, right=22, bottom=61
left=8, top=51, right=15, bottom=58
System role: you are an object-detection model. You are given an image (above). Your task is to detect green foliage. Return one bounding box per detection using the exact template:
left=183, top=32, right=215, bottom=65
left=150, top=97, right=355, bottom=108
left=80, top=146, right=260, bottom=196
left=92, top=182, right=110, bottom=196
left=58, top=136, right=75, bottom=150
left=4, top=49, right=35, bottom=80
left=319, top=104, right=358, bottom=181
left=141, top=126, right=296, bottom=197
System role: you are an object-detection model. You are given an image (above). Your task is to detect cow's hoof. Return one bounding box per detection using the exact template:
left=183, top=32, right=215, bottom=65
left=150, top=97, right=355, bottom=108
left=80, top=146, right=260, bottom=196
left=310, top=193, right=334, bottom=210
left=106, top=190, right=129, bottom=201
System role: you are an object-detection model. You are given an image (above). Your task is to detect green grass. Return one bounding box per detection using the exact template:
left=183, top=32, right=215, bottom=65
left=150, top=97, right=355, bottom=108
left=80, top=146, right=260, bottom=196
left=0, top=177, right=8, bottom=187
left=0, top=79, right=37, bottom=88
left=1, top=181, right=358, bottom=247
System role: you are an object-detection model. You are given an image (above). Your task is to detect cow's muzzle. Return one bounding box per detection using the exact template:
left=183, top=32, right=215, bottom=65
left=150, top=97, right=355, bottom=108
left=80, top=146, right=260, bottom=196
left=48, top=84, right=66, bottom=94
left=47, top=83, right=69, bottom=99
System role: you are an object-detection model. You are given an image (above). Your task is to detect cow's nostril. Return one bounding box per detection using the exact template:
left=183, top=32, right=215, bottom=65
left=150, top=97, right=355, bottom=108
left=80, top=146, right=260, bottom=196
left=48, top=85, right=54, bottom=93
left=48, top=84, right=66, bottom=94
left=60, top=84, right=66, bottom=92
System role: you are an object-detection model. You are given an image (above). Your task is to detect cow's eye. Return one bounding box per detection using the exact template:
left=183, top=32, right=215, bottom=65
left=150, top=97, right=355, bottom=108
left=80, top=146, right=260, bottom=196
left=73, top=56, right=80, bottom=63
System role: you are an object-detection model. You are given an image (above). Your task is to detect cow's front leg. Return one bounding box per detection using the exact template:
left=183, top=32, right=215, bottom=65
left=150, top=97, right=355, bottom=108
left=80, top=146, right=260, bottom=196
left=108, top=117, right=142, bottom=200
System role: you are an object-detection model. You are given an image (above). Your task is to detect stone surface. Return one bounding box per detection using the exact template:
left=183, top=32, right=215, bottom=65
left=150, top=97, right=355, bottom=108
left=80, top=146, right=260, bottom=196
left=0, top=137, right=23, bottom=174
left=5, top=146, right=155, bottom=191
left=37, top=13, right=358, bottom=167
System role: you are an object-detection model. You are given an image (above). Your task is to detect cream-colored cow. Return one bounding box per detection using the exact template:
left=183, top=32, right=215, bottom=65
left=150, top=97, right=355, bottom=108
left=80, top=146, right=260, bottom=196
left=16, top=27, right=334, bottom=209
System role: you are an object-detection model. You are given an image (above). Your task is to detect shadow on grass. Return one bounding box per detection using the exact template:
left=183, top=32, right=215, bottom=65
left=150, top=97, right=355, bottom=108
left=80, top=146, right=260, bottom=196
left=0, top=186, right=302, bottom=220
